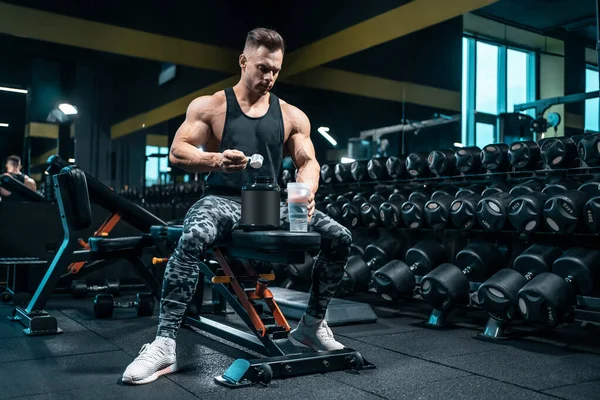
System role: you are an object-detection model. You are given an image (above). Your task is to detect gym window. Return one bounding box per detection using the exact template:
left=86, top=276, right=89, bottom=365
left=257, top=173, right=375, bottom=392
left=145, top=145, right=170, bottom=186
left=585, top=65, right=599, bottom=132
left=462, top=37, right=536, bottom=147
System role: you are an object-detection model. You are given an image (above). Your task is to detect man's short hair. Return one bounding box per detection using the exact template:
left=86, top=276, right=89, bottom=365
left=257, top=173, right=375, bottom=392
left=6, top=155, right=20, bottom=165
left=245, top=28, right=285, bottom=54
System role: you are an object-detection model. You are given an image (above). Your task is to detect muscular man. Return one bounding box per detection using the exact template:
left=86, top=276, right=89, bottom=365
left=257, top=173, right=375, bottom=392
left=122, top=28, right=352, bottom=385
left=1, top=155, right=36, bottom=198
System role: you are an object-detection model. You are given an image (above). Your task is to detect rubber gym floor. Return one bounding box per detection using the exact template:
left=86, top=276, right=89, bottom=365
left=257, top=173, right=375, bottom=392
left=1, top=295, right=600, bottom=400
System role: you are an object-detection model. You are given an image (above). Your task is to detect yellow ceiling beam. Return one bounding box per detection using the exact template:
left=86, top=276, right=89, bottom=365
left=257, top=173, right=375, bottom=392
left=112, top=76, right=239, bottom=139
left=281, top=68, right=460, bottom=112
left=281, top=0, right=499, bottom=77
left=0, top=2, right=239, bottom=73
left=111, top=0, right=492, bottom=137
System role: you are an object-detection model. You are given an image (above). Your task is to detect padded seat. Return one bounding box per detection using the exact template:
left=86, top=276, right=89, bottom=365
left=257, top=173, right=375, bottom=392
left=88, top=235, right=151, bottom=252
left=157, top=225, right=321, bottom=252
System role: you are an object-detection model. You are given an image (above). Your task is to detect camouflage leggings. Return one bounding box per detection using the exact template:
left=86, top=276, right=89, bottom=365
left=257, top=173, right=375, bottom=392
left=157, top=195, right=352, bottom=340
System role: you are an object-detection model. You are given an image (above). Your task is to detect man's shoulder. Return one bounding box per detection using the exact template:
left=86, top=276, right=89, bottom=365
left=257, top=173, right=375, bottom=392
left=189, top=91, right=226, bottom=110
left=187, top=91, right=227, bottom=120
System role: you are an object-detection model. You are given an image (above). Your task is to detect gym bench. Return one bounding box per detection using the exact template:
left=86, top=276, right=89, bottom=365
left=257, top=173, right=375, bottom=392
left=9, top=166, right=163, bottom=335
left=150, top=222, right=374, bottom=387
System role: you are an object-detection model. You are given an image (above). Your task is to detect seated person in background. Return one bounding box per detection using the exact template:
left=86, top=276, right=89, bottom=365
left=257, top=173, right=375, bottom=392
left=1, top=155, right=37, bottom=198
left=121, top=27, right=353, bottom=385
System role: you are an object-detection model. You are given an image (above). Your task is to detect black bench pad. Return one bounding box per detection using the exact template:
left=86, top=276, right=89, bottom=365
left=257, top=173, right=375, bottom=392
left=151, top=225, right=321, bottom=252
left=88, top=235, right=152, bottom=252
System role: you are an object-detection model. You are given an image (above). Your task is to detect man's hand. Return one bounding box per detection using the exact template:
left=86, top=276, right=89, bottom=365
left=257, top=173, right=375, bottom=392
left=307, top=191, right=316, bottom=221
left=220, top=149, right=247, bottom=173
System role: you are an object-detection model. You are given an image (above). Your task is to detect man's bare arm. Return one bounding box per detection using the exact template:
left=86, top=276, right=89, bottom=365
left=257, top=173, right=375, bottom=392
left=169, top=96, right=224, bottom=173
left=24, top=176, right=36, bottom=191
left=286, top=107, right=320, bottom=195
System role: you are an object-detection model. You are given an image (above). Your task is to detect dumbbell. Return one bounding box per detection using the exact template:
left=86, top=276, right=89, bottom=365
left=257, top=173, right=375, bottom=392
left=481, top=183, right=510, bottom=197
left=450, top=188, right=483, bottom=230
left=577, top=134, right=600, bottom=166
left=508, top=191, right=549, bottom=233
left=351, top=160, right=370, bottom=181
left=400, top=191, right=433, bottom=230
left=583, top=183, right=600, bottom=234
left=543, top=181, right=600, bottom=234
left=424, top=188, right=459, bottom=229
left=334, top=162, right=353, bottom=183
left=428, top=149, right=457, bottom=176
left=341, top=235, right=405, bottom=294
left=508, top=141, right=542, bottom=171
left=386, top=156, right=406, bottom=179
left=476, top=192, right=514, bottom=231
left=540, top=136, right=580, bottom=169
left=477, top=244, right=562, bottom=321
left=325, top=194, right=352, bottom=222
left=481, top=143, right=511, bottom=172
left=342, top=193, right=369, bottom=228
left=320, top=164, right=335, bottom=184
left=71, top=278, right=120, bottom=298
left=372, top=240, right=447, bottom=301
left=285, top=252, right=314, bottom=284
left=455, top=146, right=483, bottom=175
left=317, top=194, right=336, bottom=213
left=94, top=293, right=155, bottom=319
left=541, top=179, right=580, bottom=196
left=508, top=180, right=544, bottom=197
left=379, top=192, right=409, bottom=229
left=367, top=157, right=389, bottom=181
left=517, top=247, right=600, bottom=327
left=360, top=193, right=387, bottom=228
left=405, top=153, right=431, bottom=178
left=420, top=242, right=505, bottom=323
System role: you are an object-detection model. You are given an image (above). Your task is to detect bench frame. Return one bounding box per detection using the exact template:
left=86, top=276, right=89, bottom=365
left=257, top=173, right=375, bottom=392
left=9, top=171, right=163, bottom=335
left=153, top=228, right=374, bottom=388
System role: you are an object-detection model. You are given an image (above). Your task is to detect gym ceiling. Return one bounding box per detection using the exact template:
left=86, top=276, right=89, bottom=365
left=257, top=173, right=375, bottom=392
left=0, top=0, right=597, bottom=141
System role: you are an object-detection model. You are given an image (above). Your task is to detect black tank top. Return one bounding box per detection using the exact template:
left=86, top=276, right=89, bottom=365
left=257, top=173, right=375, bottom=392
left=205, top=87, right=284, bottom=199
left=10, top=173, right=25, bottom=184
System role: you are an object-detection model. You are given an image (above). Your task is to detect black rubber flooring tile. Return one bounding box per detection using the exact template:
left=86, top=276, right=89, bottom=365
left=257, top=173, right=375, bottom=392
left=7, top=378, right=199, bottom=400
left=376, top=375, right=560, bottom=400
left=0, top=350, right=139, bottom=399
left=192, top=375, right=385, bottom=400
left=321, top=337, right=471, bottom=396
left=0, top=330, right=118, bottom=363
left=358, top=327, right=505, bottom=361
left=165, top=353, right=384, bottom=399
left=333, top=315, right=423, bottom=338
left=438, top=342, right=600, bottom=391
left=543, top=380, right=600, bottom=400
left=0, top=309, right=87, bottom=339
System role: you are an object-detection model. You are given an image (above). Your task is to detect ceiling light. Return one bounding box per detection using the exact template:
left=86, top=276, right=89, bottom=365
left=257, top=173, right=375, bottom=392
left=318, top=127, right=337, bottom=146
left=59, top=103, right=78, bottom=115
left=453, top=142, right=464, bottom=147
left=0, top=123, right=8, bottom=128
left=68, top=158, right=75, bottom=163
left=341, top=157, right=355, bottom=164
left=0, top=86, right=27, bottom=94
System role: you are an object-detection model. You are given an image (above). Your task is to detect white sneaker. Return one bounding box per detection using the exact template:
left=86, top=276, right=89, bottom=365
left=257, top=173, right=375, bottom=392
left=290, top=314, right=345, bottom=351
left=122, top=337, right=179, bottom=385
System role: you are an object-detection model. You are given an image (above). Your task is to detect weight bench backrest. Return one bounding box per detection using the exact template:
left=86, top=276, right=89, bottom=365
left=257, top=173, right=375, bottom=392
left=58, top=166, right=93, bottom=230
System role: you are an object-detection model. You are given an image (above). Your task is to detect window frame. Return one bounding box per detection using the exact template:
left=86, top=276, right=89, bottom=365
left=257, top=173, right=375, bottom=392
left=462, top=36, right=536, bottom=146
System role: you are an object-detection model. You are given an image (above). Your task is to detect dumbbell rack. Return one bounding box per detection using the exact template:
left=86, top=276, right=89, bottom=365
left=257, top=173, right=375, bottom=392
left=319, top=164, right=600, bottom=329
